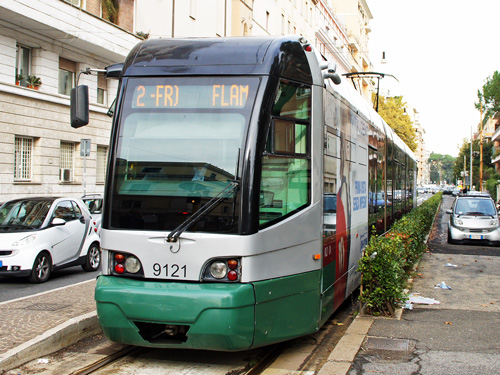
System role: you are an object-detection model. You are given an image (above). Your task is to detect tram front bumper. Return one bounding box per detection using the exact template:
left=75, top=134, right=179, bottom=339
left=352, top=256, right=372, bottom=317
left=94, top=275, right=256, bottom=351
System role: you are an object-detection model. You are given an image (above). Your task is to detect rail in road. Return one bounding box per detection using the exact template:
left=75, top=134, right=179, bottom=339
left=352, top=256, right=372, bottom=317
left=5, top=297, right=356, bottom=375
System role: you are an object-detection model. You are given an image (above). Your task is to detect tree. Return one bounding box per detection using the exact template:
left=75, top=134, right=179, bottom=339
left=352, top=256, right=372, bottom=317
left=375, top=95, right=417, bottom=152
left=429, top=153, right=455, bottom=185
left=477, top=71, right=500, bottom=121
left=453, top=138, right=499, bottom=195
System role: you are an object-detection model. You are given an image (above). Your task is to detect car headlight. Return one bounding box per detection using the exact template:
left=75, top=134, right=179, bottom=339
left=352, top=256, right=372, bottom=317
left=490, top=219, right=498, bottom=226
left=12, top=234, right=37, bottom=247
left=454, top=218, right=463, bottom=226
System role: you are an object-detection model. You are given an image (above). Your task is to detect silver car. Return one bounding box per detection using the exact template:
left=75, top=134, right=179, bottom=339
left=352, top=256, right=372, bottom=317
left=447, top=195, right=500, bottom=245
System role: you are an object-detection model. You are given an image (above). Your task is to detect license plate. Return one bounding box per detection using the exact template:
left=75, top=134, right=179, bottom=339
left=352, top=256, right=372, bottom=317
left=469, top=234, right=482, bottom=240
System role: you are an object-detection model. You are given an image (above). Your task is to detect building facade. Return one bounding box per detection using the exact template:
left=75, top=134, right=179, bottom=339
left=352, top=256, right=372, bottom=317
left=0, top=0, right=140, bottom=201
left=0, top=0, right=374, bottom=201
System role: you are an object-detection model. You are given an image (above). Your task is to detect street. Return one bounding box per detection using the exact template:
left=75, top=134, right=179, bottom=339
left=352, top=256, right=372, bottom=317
left=0, top=267, right=100, bottom=303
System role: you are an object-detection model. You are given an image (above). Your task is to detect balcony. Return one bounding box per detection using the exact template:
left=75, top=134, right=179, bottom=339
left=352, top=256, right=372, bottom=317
left=0, top=0, right=140, bottom=62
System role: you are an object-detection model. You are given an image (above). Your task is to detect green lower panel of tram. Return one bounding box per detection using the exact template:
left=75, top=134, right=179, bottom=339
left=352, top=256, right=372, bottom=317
left=95, top=271, right=321, bottom=351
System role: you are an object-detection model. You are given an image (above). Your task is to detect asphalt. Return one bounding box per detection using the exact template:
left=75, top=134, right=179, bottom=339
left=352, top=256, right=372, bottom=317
left=2, top=195, right=500, bottom=374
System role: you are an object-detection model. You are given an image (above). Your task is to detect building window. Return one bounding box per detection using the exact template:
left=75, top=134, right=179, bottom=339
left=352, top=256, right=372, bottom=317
left=96, top=145, right=108, bottom=183
left=281, top=14, right=285, bottom=35
left=60, top=141, right=75, bottom=182
left=15, top=44, right=31, bottom=87
left=14, top=136, right=33, bottom=181
left=266, top=11, right=269, bottom=31
left=97, top=74, right=107, bottom=105
left=59, top=57, right=76, bottom=96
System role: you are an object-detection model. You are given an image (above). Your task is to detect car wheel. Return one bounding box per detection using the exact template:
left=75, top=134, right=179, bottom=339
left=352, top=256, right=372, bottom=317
left=29, top=252, right=52, bottom=283
left=82, top=242, right=101, bottom=272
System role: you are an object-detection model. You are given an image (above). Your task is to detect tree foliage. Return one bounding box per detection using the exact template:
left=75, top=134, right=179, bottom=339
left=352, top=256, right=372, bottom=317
left=453, top=138, right=499, bottom=198
left=375, top=95, right=417, bottom=152
left=428, top=153, right=455, bottom=185
left=477, top=71, right=500, bottom=121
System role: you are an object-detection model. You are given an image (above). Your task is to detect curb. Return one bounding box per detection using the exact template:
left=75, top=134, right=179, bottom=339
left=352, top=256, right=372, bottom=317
left=0, top=311, right=100, bottom=372
left=316, top=316, right=374, bottom=375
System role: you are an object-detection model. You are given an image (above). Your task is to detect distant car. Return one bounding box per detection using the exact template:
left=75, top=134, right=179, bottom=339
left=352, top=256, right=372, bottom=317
left=0, top=197, right=101, bottom=283
left=452, top=188, right=461, bottom=196
left=446, top=195, right=500, bottom=246
left=82, top=194, right=103, bottom=235
left=442, top=187, right=453, bottom=195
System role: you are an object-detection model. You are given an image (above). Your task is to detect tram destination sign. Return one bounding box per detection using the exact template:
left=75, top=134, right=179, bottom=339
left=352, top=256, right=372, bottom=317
left=130, top=81, right=251, bottom=109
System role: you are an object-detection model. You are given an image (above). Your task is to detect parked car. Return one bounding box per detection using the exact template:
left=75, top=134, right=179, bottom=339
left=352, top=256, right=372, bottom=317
left=0, top=197, right=101, bottom=283
left=82, top=194, right=103, bottom=235
left=323, top=193, right=337, bottom=235
left=446, top=194, right=500, bottom=246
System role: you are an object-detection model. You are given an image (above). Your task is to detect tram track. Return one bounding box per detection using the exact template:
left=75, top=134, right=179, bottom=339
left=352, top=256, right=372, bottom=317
left=5, top=296, right=356, bottom=375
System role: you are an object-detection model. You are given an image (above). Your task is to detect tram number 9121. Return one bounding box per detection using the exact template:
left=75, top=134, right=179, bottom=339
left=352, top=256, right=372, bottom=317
left=152, top=263, right=187, bottom=278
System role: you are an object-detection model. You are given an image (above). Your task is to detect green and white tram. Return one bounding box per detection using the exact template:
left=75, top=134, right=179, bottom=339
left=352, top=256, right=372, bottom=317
left=71, top=35, right=416, bottom=351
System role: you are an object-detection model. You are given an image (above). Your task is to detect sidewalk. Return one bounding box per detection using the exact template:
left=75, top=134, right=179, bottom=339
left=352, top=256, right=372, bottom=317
left=0, top=280, right=100, bottom=371
left=345, top=196, right=500, bottom=374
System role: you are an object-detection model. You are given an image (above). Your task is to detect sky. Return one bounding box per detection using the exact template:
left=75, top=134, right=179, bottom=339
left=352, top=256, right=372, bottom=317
left=367, top=0, right=500, bottom=157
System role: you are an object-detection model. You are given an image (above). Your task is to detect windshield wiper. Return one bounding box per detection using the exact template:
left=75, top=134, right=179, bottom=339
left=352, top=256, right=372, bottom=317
left=166, top=180, right=239, bottom=243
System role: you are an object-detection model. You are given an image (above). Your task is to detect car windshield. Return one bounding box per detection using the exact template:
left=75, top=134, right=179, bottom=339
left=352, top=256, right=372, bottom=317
left=0, top=199, right=53, bottom=230
left=455, top=198, right=496, bottom=216
left=84, top=198, right=103, bottom=214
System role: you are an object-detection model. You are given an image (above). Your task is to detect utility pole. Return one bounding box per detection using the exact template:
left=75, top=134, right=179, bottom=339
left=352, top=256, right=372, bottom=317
left=470, top=127, right=473, bottom=190
left=480, top=102, right=483, bottom=191
left=464, top=155, right=466, bottom=189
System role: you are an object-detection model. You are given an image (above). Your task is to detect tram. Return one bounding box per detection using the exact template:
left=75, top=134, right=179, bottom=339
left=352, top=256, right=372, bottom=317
left=71, top=35, right=416, bottom=351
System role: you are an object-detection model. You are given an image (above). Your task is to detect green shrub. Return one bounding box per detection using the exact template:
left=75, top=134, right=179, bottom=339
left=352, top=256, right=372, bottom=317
left=358, top=193, right=442, bottom=316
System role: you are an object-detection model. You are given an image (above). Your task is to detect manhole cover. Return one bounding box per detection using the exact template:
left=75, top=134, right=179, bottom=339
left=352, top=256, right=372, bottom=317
left=365, top=337, right=412, bottom=352
left=22, top=303, right=71, bottom=311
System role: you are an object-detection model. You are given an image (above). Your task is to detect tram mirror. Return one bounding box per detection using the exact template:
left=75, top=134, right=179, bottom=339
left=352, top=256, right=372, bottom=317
left=70, top=85, right=89, bottom=128
left=330, top=73, right=341, bottom=85
left=321, top=61, right=341, bottom=85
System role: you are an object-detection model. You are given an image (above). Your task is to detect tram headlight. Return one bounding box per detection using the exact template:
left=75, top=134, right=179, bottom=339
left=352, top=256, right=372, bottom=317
left=210, top=261, right=228, bottom=279
left=110, top=251, right=144, bottom=277
left=125, top=256, right=141, bottom=274
left=203, top=258, right=241, bottom=282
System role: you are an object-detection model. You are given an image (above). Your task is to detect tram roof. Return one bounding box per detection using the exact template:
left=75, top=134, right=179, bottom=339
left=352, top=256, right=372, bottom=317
left=120, top=35, right=312, bottom=83
left=330, top=74, right=416, bottom=162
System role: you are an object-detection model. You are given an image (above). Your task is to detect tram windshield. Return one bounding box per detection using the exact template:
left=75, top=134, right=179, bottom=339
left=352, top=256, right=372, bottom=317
left=110, top=77, right=260, bottom=232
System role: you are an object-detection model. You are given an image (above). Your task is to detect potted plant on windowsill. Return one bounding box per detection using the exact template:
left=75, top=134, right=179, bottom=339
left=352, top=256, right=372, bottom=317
left=15, top=73, right=24, bottom=86
left=33, top=76, right=42, bottom=90
left=27, top=75, right=42, bottom=90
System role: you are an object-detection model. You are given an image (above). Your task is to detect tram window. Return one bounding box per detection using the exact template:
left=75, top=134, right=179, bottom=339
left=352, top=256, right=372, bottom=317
left=259, top=80, right=311, bottom=228
left=272, top=120, right=307, bottom=155
left=272, top=81, right=311, bottom=120
left=259, top=156, right=310, bottom=227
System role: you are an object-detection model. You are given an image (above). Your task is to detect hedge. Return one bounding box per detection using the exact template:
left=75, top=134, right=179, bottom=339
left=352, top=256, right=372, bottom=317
left=357, top=193, right=442, bottom=316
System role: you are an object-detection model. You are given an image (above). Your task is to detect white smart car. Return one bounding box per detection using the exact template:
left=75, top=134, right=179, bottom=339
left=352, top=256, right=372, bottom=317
left=0, top=197, right=101, bottom=283
left=447, top=194, right=500, bottom=246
